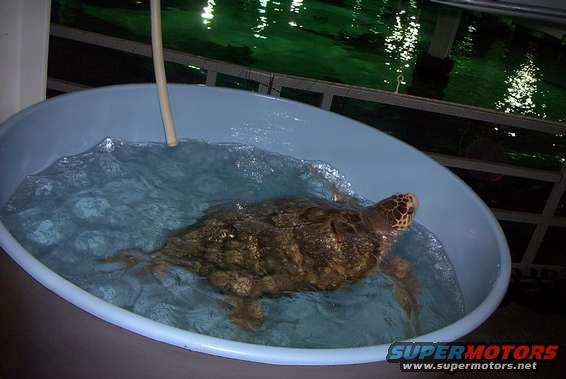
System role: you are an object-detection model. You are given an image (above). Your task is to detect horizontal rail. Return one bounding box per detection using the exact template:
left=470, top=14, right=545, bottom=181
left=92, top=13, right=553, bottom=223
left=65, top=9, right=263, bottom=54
left=428, top=153, right=562, bottom=182
left=45, top=77, right=562, bottom=184
left=492, top=209, right=544, bottom=224
left=50, top=24, right=566, bottom=136
left=45, top=77, right=566, bottom=231
left=491, top=209, right=566, bottom=228
left=511, top=263, right=566, bottom=281
left=273, top=75, right=566, bottom=136
left=47, top=78, right=88, bottom=93
left=50, top=24, right=273, bottom=87
left=512, top=263, right=566, bottom=274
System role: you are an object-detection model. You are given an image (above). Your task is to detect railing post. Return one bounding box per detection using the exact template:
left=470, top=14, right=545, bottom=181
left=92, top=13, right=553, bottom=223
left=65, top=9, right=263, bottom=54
left=268, top=77, right=282, bottom=97
left=320, top=92, right=334, bottom=110
left=258, top=84, right=269, bottom=95
left=428, top=7, right=461, bottom=59
left=520, top=164, right=566, bottom=272
left=205, top=70, right=218, bottom=87
left=258, top=74, right=272, bottom=95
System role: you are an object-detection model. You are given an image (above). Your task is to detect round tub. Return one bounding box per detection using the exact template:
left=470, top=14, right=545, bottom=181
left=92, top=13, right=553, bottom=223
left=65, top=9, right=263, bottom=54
left=0, top=84, right=510, bottom=378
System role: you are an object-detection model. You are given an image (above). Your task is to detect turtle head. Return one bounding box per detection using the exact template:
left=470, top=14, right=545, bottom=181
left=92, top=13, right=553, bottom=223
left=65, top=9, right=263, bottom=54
left=365, top=193, right=418, bottom=234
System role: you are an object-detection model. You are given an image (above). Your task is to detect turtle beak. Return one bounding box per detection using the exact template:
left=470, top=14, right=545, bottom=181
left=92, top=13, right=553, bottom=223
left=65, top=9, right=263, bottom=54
left=405, top=193, right=418, bottom=215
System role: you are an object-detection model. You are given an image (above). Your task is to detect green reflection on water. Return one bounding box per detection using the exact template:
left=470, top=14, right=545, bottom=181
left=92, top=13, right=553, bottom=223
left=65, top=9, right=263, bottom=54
left=51, top=0, right=566, bottom=123
left=254, top=0, right=270, bottom=39
left=383, top=0, right=420, bottom=87
left=201, top=0, right=215, bottom=29
left=495, top=53, right=547, bottom=119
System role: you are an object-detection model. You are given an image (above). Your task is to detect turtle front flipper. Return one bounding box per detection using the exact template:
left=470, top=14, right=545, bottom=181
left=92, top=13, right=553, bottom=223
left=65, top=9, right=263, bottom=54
left=225, top=296, right=265, bottom=331
left=100, top=249, right=170, bottom=277
left=101, top=249, right=147, bottom=270
left=382, top=255, right=420, bottom=335
left=307, top=165, right=361, bottom=207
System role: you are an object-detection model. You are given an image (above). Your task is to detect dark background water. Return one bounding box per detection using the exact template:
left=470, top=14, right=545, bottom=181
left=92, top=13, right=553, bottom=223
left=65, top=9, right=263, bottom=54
left=51, top=0, right=566, bottom=122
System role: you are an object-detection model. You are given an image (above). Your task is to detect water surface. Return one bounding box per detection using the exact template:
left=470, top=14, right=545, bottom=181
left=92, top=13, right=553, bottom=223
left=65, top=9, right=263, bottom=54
left=51, top=0, right=566, bottom=122
left=1, top=137, right=465, bottom=347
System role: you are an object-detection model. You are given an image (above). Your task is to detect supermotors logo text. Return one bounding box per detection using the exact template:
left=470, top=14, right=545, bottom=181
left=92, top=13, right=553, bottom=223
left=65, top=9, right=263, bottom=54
left=387, top=342, right=559, bottom=372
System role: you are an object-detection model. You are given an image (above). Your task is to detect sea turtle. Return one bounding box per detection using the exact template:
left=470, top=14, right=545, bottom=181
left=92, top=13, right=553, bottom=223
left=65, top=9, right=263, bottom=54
left=106, top=193, right=419, bottom=331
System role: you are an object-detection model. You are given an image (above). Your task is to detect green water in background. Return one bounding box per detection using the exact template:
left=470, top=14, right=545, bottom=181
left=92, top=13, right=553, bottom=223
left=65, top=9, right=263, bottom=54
left=52, top=0, right=566, bottom=122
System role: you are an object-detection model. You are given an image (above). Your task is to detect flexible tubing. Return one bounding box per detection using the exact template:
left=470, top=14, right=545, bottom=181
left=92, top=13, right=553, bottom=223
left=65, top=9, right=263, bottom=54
left=150, top=0, right=178, bottom=147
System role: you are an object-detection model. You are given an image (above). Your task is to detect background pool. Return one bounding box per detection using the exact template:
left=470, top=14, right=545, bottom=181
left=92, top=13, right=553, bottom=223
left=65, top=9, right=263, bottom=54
left=51, top=0, right=566, bottom=122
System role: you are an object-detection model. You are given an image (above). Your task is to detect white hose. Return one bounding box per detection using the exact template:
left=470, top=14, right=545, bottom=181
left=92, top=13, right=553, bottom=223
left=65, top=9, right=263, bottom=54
left=150, top=0, right=178, bottom=147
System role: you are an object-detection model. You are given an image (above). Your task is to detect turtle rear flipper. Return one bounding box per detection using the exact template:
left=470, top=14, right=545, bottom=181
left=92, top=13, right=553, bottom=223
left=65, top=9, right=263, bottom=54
left=225, top=296, right=265, bottom=331
left=382, top=255, right=421, bottom=335
left=307, top=164, right=361, bottom=207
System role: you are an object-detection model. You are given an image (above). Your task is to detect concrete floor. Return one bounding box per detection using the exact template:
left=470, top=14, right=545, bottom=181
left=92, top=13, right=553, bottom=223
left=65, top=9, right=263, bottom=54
left=1, top=257, right=564, bottom=378
left=452, top=274, right=566, bottom=378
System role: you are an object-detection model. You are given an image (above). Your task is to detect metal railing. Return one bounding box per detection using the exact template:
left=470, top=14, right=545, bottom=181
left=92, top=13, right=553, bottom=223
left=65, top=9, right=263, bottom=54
left=48, top=24, right=566, bottom=274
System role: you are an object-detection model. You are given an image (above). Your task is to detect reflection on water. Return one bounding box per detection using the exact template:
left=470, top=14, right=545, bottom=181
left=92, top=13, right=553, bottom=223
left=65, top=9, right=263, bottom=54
left=50, top=0, right=566, bottom=122
left=290, top=0, right=303, bottom=14
left=289, top=0, right=303, bottom=28
left=254, top=0, right=270, bottom=39
left=201, top=0, right=215, bottom=29
left=350, top=0, right=362, bottom=32
left=383, top=0, right=420, bottom=88
left=1, top=138, right=465, bottom=347
left=495, top=53, right=547, bottom=119
left=453, top=23, right=476, bottom=56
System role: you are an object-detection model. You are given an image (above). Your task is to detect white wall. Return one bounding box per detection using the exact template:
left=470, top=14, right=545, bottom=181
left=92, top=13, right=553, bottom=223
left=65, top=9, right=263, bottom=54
left=0, top=0, right=52, bottom=124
